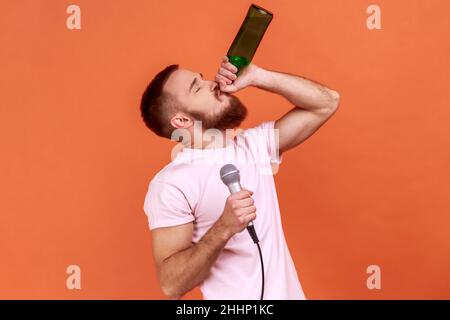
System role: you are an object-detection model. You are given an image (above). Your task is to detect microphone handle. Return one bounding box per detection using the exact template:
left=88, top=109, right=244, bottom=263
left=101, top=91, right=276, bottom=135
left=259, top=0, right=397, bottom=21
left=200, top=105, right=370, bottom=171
left=227, top=181, right=242, bottom=194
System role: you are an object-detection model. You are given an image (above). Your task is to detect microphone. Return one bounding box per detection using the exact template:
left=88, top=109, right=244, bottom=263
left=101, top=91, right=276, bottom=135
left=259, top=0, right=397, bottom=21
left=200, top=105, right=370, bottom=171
left=220, top=164, right=259, bottom=244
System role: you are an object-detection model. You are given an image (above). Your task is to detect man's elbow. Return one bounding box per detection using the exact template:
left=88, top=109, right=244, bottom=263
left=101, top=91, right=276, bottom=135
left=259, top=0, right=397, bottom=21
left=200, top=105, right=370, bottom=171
left=159, top=269, right=184, bottom=299
left=161, top=282, right=183, bottom=300
left=317, top=90, right=340, bottom=118
left=328, top=90, right=340, bottom=113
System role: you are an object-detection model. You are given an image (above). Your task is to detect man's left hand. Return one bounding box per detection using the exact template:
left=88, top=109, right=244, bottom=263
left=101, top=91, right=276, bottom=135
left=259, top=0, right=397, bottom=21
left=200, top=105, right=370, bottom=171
left=215, top=55, right=260, bottom=93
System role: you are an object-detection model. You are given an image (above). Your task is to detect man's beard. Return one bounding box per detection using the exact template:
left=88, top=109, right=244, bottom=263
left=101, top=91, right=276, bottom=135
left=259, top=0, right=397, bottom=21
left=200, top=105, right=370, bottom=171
left=189, top=95, right=248, bottom=131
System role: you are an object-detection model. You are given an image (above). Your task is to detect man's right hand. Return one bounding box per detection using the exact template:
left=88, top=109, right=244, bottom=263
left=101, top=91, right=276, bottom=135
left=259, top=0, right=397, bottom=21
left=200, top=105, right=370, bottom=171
left=218, top=189, right=257, bottom=238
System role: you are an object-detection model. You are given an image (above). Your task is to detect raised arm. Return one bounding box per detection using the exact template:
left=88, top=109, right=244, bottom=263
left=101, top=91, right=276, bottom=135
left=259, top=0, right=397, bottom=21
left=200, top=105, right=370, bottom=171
left=254, top=67, right=339, bottom=154
left=216, top=56, right=340, bottom=154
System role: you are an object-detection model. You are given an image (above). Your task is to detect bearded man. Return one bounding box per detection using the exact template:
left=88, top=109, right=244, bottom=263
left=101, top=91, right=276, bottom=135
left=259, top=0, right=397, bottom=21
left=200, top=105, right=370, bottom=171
left=140, top=56, right=340, bottom=300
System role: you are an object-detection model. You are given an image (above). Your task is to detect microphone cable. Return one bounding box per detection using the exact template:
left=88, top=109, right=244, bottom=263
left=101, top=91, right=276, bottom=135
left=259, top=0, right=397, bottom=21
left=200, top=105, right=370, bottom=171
left=247, top=223, right=264, bottom=300
left=219, top=164, right=265, bottom=300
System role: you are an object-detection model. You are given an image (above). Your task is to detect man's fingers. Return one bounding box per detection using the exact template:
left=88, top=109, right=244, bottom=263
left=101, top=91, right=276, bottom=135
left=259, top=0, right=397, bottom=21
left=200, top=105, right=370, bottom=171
left=219, top=67, right=237, bottom=81
left=221, top=61, right=238, bottom=73
left=236, top=205, right=257, bottom=217
left=230, top=189, right=253, bottom=200
left=241, top=212, right=257, bottom=225
left=216, top=56, right=239, bottom=93
left=215, top=74, right=232, bottom=85
left=221, top=56, right=238, bottom=73
left=219, top=80, right=227, bottom=91
left=236, top=197, right=254, bottom=208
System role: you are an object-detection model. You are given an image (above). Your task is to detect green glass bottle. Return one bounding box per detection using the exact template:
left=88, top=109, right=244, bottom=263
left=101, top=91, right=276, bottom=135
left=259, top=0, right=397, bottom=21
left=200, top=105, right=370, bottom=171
left=227, top=4, right=273, bottom=75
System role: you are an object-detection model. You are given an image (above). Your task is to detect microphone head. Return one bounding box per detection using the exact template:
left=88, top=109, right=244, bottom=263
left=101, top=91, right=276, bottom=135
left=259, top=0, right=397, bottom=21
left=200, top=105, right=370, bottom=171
left=220, top=164, right=240, bottom=187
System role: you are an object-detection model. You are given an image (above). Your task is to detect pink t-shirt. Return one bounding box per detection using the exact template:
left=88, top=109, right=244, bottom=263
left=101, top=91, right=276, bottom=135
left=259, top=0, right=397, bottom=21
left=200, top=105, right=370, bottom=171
left=143, top=121, right=306, bottom=300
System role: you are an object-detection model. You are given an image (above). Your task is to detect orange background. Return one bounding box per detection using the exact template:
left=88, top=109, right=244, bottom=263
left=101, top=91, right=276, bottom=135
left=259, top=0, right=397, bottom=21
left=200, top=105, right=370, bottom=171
left=1, top=0, right=449, bottom=299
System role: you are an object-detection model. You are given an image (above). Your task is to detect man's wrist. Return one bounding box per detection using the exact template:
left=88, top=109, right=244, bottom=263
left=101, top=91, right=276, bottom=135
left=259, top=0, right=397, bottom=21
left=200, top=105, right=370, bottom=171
left=213, top=219, right=234, bottom=242
left=250, top=65, right=270, bottom=88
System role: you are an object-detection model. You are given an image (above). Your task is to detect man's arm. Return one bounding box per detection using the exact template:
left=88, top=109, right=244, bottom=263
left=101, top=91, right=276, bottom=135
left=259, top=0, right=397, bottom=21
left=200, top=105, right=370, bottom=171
left=151, top=189, right=256, bottom=299
left=252, top=67, right=340, bottom=154
left=152, top=219, right=229, bottom=299
left=216, top=56, right=340, bottom=154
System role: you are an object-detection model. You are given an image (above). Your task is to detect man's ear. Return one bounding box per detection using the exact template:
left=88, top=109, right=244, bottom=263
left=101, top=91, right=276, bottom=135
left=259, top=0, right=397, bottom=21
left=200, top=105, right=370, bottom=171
left=170, top=112, right=194, bottom=129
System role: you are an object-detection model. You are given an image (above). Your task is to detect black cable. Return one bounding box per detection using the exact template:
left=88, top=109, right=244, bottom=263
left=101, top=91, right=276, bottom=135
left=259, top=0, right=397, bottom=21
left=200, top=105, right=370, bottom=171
left=256, top=242, right=264, bottom=300
left=247, top=223, right=265, bottom=300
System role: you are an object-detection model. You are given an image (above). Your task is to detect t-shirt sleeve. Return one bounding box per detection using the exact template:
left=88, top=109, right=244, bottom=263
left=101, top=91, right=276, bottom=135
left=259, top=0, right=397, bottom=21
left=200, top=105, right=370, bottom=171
left=245, top=121, right=283, bottom=165
left=143, top=180, right=195, bottom=230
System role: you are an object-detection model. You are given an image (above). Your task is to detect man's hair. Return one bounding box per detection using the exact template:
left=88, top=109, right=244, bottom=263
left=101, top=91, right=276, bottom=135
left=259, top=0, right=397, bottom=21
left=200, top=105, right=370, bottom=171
left=140, top=64, right=180, bottom=138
